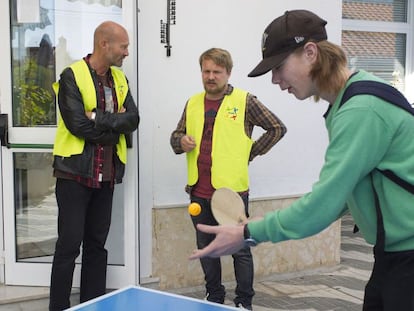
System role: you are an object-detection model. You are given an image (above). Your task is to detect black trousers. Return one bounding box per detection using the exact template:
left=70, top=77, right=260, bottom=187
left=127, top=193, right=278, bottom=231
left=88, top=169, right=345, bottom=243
left=49, top=178, right=114, bottom=311
left=364, top=177, right=414, bottom=310
left=363, top=249, right=414, bottom=311
left=190, top=194, right=255, bottom=307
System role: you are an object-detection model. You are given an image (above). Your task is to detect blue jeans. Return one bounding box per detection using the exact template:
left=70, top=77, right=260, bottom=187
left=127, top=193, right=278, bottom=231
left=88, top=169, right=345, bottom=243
left=190, top=194, right=255, bottom=307
left=49, top=179, right=114, bottom=311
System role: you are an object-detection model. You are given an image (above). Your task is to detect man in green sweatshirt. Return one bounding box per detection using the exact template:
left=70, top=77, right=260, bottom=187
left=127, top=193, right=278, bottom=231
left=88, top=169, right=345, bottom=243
left=189, top=10, right=414, bottom=311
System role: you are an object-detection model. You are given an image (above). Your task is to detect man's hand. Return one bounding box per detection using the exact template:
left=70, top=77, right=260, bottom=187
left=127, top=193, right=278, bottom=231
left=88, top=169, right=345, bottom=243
left=189, top=224, right=245, bottom=259
left=181, top=135, right=196, bottom=152
left=85, top=111, right=95, bottom=119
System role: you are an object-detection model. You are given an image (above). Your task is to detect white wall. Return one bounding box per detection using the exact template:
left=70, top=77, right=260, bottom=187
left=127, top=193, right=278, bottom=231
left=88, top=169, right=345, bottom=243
left=136, top=0, right=341, bottom=279
left=137, top=0, right=342, bottom=207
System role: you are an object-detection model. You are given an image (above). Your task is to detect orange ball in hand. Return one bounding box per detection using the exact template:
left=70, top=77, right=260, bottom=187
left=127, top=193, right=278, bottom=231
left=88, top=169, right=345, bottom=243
left=188, top=202, right=201, bottom=216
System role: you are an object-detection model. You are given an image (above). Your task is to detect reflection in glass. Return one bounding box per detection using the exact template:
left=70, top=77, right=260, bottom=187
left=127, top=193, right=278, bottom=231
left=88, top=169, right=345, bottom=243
left=10, top=0, right=56, bottom=127
left=10, top=0, right=123, bottom=128
left=13, top=152, right=124, bottom=265
left=10, top=0, right=125, bottom=265
left=14, top=152, right=56, bottom=261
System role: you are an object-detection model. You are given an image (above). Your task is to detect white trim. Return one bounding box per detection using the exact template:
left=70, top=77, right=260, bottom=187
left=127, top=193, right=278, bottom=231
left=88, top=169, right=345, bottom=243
left=0, top=0, right=11, bottom=286
left=0, top=0, right=141, bottom=288
left=406, top=0, right=414, bottom=102
left=66, top=285, right=240, bottom=310
left=121, top=0, right=141, bottom=286
left=136, top=0, right=154, bottom=281
left=342, top=20, right=411, bottom=33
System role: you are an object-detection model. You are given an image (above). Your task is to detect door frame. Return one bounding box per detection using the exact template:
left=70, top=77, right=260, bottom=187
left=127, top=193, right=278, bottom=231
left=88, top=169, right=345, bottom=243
left=0, top=0, right=140, bottom=288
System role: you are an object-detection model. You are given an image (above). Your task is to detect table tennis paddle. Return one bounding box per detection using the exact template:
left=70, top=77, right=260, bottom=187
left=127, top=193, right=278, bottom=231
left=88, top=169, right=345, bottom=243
left=211, top=187, right=247, bottom=225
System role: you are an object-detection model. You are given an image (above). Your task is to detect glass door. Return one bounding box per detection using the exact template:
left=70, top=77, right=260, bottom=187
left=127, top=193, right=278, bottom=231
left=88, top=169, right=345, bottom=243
left=1, top=0, right=138, bottom=288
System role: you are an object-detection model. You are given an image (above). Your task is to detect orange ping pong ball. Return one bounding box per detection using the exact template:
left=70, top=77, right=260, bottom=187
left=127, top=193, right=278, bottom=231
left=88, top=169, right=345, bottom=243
left=188, top=202, right=201, bottom=216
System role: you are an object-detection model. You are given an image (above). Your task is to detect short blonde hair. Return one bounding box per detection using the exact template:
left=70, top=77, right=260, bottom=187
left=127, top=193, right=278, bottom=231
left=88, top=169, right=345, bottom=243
left=199, top=48, right=233, bottom=74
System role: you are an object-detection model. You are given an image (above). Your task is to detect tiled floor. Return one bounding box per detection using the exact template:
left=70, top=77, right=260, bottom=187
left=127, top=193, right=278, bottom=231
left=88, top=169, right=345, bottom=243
left=0, top=214, right=373, bottom=310
left=178, top=214, right=374, bottom=311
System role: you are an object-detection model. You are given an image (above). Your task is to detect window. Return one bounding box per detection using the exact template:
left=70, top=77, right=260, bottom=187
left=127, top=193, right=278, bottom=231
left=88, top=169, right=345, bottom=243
left=10, top=0, right=56, bottom=127
left=342, top=0, right=411, bottom=92
left=9, top=0, right=124, bottom=265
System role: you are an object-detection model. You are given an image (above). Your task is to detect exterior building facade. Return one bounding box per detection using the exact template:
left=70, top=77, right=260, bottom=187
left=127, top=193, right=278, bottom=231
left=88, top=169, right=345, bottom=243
left=0, top=0, right=412, bottom=291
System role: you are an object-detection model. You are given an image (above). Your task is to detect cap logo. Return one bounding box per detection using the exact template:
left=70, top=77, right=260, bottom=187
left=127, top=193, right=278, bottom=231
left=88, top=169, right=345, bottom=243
left=294, top=36, right=305, bottom=44
left=261, top=32, right=269, bottom=52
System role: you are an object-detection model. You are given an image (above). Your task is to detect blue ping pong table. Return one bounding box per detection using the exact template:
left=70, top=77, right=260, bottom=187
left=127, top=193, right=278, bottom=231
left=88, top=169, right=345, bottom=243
left=66, top=285, right=239, bottom=310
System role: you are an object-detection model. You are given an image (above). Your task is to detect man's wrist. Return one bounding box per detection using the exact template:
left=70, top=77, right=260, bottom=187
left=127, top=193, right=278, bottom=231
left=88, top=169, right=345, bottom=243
left=243, top=224, right=257, bottom=247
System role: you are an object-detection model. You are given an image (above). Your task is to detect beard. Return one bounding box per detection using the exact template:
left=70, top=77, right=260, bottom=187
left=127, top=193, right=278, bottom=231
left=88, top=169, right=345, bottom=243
left=204, top=82, right=226, bottom=96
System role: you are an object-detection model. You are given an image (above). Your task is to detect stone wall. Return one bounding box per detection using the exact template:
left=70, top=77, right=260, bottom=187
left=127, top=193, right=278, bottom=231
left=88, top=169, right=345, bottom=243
left=152, top=196, right=341, bottom=290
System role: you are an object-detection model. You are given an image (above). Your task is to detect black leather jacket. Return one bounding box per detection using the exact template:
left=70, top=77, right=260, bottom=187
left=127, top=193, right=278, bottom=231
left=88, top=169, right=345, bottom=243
left=53, top=64, right=140, bottom=183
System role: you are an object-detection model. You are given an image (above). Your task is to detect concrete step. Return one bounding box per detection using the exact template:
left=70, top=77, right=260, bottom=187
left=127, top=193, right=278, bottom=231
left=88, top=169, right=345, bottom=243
left=0, top=286, right=78, bottom=311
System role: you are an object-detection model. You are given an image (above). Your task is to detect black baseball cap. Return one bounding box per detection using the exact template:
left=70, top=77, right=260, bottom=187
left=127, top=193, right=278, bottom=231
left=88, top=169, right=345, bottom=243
left=248, top=10, right=328, bottom=77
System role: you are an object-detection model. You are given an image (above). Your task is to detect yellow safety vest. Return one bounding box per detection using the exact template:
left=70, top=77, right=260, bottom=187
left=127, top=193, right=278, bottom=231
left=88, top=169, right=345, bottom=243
left=52, top=60, right=128, bottom=164
left=186, top=88, right=253, bottom=191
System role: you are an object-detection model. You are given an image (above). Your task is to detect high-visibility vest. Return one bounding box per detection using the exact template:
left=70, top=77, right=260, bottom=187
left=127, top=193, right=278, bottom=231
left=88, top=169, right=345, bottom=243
left=186, top=88, right=253, bottom=191
left=53, top=60, right=128, bottom=164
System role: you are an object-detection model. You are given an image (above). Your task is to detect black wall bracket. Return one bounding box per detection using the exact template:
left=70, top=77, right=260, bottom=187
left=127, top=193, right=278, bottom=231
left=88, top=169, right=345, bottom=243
left=160, top=0, right=176, bottom=57
left=0, top=114, right=10, bottom=148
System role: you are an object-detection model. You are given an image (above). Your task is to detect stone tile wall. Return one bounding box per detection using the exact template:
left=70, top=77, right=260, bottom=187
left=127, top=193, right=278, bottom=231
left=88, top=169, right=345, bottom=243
left=152, top=196, right=341, bottom=290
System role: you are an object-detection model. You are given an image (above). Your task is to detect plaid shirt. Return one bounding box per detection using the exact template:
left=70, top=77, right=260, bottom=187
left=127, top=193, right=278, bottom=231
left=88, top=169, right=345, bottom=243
left=170, top=84, right=287, bottom=161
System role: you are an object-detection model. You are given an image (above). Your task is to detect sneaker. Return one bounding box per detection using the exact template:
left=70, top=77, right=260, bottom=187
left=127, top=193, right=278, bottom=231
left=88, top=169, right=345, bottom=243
left=236, top=303, right=252, bottom=310
left=204, top=293, right=225, bottom=304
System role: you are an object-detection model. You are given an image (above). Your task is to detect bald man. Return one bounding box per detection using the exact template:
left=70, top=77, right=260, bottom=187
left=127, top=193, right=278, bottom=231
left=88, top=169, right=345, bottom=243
left=49, top=21, right=139, bottom=311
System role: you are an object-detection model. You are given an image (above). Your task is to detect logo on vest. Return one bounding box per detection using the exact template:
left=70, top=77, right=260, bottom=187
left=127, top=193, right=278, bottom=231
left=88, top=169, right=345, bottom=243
left=226, top=107, right=239, bottom=120
left=118, top=85, right=125, bottom=99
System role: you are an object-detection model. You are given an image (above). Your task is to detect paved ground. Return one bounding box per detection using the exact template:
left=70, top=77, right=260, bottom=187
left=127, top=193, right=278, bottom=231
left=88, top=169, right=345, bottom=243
left=13, top=187, right=373, bottom=311
left=1, top=214, right=373, bottom=310
left=176, top=214, right=374, bottom=311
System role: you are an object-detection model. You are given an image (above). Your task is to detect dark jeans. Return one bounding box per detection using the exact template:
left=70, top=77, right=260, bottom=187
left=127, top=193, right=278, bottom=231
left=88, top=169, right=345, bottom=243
left=49, top=178, right=114, bottom=311
left=363, top=249, right=414, bottom=311
left=190, top=194, right=255, bottom=307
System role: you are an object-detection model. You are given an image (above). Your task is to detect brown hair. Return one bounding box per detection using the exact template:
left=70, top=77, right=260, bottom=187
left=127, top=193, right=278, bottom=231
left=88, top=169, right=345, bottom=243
left=310, top=41, right=349, bottom=101
left=199, top=48, right=233, bottom=74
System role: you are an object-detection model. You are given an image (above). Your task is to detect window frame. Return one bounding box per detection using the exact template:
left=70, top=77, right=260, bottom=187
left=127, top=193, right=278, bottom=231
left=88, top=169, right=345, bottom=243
left=342, top=0, right=414, bottom=102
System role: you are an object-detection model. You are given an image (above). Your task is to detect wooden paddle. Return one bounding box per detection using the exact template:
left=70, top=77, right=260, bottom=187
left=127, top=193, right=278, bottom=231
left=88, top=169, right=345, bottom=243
left=211, top=188, right=247, bottom=225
